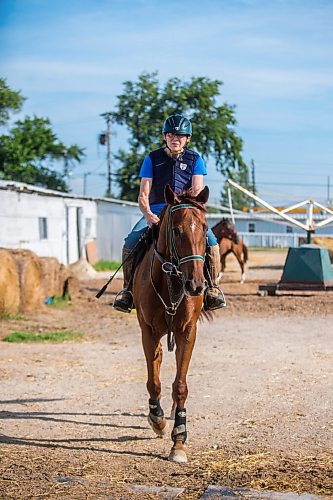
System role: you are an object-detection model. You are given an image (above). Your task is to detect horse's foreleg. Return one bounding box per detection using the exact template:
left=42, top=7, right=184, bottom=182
left=168, top=327, right=197, bottom=463
left=233, top=250, right=246, bottom=283
left=221, top=254, right=226, bottom=276
left=239, top=258, right=246, bottom=284
left=141, top=324, right=168, bottom=437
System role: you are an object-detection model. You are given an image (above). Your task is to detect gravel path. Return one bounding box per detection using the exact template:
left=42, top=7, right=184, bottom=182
left=0, top=251, right=333, bottom=498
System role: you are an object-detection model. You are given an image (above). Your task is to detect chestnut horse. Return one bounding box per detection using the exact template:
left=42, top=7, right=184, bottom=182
left=132, top=185, right=209, bottom=463
left=212, top=218, right=248, bottom=283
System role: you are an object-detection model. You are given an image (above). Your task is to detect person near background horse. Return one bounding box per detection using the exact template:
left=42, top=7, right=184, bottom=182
left=113, top=114, right=226, bottom=313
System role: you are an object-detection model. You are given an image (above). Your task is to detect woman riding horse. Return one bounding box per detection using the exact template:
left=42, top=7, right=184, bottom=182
left=113, top=114, right=226, bottom=312
left=133, top=185, right=210, bottom=462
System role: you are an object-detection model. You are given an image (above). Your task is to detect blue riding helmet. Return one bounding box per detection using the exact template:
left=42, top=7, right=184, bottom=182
left=162, top=114, right=192, bottom=136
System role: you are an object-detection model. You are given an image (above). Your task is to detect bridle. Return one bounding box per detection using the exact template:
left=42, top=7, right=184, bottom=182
left=150, top=203, right=207, bottom=351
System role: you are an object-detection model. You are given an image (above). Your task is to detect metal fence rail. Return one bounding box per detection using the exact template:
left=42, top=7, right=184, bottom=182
left=238, top=232, right=333, bottom=248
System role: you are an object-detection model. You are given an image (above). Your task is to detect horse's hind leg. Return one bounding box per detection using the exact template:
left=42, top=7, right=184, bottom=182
left=169, top=326, right=197, bottom=463
left=141, top=324, right=168, bottom=437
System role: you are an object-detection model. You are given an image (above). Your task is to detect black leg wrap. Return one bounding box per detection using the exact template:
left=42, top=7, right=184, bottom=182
left=148, top=399, right=164, bottom=423
left=171, top=407, right=187, bottom=444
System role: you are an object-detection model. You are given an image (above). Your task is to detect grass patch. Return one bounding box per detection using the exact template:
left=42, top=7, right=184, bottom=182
left=0, top=314, right=25, bottom=321
left=93, top=260, right=121, bottom=271
left=45, top=294, right=71, bottom=308
left=3, top=330, right=84, bottom=343
left=249, top=247, right=289, bottom=252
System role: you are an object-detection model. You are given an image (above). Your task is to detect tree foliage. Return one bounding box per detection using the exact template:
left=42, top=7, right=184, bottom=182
left=110, top=72, right=251, bottom=207
left=0, top=79, right=85, bottom=191
left=0, top=77, right=25, bottom=126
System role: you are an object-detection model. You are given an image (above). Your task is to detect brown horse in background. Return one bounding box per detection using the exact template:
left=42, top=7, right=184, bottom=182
left=212, top=218, right=248, bottom=283
left=133, top=185, right=210, bottom=463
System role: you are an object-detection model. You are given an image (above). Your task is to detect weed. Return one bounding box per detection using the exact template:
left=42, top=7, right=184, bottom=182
left=3, top=330, right=84, bottom=343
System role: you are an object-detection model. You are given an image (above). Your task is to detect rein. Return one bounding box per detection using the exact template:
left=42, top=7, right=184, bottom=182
left=150, top=203, right=206, bottom=351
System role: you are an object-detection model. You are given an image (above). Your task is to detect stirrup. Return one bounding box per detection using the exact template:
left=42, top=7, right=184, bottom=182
left=113, top=289, right=133, bottom=313
left=204, top=286, right=226, bottom=311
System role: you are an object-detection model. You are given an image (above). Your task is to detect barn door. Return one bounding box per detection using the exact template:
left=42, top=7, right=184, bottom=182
left=66, top=205, right=83, bottom=264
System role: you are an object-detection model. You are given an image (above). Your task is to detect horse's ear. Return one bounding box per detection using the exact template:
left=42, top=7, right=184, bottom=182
left=164, top=184, right=178, bottom=205
left=195, top=186, right=209, bottom=204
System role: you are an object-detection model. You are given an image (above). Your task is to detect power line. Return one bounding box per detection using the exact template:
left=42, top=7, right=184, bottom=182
left=257, top=181, right=328, bottom=187
left=254, top=160, right=333, bottom=166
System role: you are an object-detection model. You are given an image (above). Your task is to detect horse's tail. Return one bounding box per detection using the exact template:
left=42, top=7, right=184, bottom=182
left=242, top=242, right=249, bottom=263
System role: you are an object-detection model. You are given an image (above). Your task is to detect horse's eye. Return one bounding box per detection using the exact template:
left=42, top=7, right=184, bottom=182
left=173, top=227, right=181, bottom=237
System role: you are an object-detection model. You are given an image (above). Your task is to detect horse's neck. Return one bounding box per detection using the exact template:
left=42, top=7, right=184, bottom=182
left=213, top=221, right=225, bottom=239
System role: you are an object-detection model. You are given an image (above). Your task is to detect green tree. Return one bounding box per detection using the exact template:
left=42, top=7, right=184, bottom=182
left=0, top=116, right=85, bottom=191
left=0, top=79, right=85, bottom=191
left=109, top=71, right=250, bottom=207
left=0, top=77, right=25, bottom=126
left=220, top=166, right=252, bottom=211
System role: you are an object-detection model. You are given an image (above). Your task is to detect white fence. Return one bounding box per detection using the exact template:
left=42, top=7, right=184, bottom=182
left=239, top=232, right=333, bottom=248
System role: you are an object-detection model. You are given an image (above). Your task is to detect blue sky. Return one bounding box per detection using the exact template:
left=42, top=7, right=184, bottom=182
left=1, top=0, right=333, bottom=206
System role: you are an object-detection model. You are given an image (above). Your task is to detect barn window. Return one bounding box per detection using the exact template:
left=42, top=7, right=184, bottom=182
left=286, top=225, right=293, bottom=233
left=85, top=218, right=92, bottom=238
left=38, top=217, right=48, bottom=239
left=248, top=222, right=255, bottom=233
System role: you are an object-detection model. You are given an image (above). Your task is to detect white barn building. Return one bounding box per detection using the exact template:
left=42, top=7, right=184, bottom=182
left=0, top=181, right=141, bottom=264
left=1, top=181, right=332, bottom=264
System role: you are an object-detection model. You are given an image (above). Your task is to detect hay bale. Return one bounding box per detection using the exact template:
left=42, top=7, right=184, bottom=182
left=40, top=257, right=80, bottom=300
left=10, top=249, right=43, bottom=312
left=0, top=248, right=20, bottom=317
left=59, top=264, right=80, bottom=299
left=69, top=258, right=98, bottom=279
left=39, top=257, right=63, bottom=298
left=313, top=237, right=333, bottom=262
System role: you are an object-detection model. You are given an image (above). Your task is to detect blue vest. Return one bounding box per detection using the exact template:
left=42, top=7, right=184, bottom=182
left=148, top=147, right=199, bottom=205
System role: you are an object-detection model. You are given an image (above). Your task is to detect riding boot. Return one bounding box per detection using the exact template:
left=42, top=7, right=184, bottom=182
left=113, top=248, right=136, bottom=313
left=204, top=245, right=226, bottom=311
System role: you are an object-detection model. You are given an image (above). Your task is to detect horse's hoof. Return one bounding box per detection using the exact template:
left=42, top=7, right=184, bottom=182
left=147, top=414, right=168, bottom=437
left=168, top=447, right=187, bottom=463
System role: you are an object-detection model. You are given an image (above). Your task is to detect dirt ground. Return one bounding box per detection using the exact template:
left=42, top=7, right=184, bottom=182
left=0, top=250, right=333, bottom=499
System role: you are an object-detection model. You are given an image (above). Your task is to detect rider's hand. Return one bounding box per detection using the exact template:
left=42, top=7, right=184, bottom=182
left=145, top=212, right=160, bottom=227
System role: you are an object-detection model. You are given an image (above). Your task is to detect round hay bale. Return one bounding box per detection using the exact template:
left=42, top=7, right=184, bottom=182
left=69, top=258, right=98, bottom=279
left=39, top=257, right=63, bottom=298
left=10, top=249, right=43, bottom=312
left=59, top=264, right=80, bottom=300
left=0, top=248, right=20, bottom=317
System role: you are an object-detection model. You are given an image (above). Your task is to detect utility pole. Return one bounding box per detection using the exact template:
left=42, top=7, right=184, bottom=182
left=250, top=159, right=257, bottom=208
left=100, top=111, right=112, bottom=197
